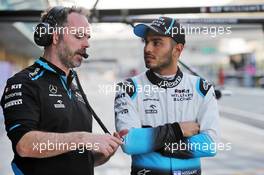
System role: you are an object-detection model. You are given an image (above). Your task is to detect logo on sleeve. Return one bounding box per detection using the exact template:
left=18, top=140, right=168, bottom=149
left=198, top=78, right=212, bottom=97
left=4, top=99, right=23, bottom=108
left=115, top=93, right=126, bottom=100
left=4, top=92, right=22, bottom=100
left=114, top=102, right=127, bottom=108
left=29, top=68, right=40, bottom=78
left=11, top=84, right=22, bottom=90
left=202, top=80, right=210, bottom=91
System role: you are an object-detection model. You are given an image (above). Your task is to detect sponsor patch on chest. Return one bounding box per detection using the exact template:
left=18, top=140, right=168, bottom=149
left=145, top=104, right=158, bottom=114
left=54, top=100, right=65, bottom=108
left=171, top=89, right=193, bottom=101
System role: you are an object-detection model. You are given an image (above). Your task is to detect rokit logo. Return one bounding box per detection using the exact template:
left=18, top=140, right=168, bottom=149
left=54, top=100, right=65, bottom=108
left=11, top=84, right=22, bottom=90
left=145, top=104, right=158, bottom=114
left=158, top=76, right=182, bottom=88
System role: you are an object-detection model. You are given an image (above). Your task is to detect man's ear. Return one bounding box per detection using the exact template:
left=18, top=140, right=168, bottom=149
left=175, top=43, right=184, bottom=53
left=52, top=32, right=60, bottom=45
left=172, top=43, right=184, bottom=57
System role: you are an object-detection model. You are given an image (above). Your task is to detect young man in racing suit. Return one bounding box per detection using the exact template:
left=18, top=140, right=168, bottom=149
left=114, top=17, right=220, bottom=175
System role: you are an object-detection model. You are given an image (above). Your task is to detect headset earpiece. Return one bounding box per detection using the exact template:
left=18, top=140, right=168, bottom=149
left=34, top=6, right=65, bottom=47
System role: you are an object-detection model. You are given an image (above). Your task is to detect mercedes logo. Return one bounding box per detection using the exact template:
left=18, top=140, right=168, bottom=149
left=49, top=84, right=57, bottom=94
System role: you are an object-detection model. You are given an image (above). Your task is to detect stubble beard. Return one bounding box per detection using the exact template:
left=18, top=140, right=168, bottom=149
left=58, top=42, right=81, bottom=69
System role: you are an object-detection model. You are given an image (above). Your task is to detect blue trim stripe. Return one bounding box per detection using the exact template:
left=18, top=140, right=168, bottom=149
left=9, top=124, right=21, bottom=132
left=196, top=78, right=205, bottom=98
left=60, top=77, right=72, bottom=99
left=31, top=70, right=45, bottom=81
left=61, top=75, right=67, bottom=82
left=35, top=59, right=56, bottom=73
left=11, top=162, right=24, bottom=175
left=130, top=78, right=138, bottom=100
left=165, top=19, right=175, bottom=35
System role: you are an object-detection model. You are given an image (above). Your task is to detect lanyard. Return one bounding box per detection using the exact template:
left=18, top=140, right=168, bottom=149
left=73, top=70, right=111, bottom=134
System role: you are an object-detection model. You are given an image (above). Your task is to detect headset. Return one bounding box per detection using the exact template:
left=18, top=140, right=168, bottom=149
left=34, top=6, right=65, bottom=46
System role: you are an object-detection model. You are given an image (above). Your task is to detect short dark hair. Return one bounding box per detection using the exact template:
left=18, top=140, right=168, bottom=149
left=40, top=6, right=90, bottom=27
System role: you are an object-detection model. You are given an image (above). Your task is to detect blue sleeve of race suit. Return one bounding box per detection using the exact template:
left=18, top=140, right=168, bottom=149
left=122, top=123, right=183, bottom=155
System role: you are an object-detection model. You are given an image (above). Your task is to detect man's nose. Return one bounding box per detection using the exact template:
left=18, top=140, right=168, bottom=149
left=144, top=43, right=153, bottom=53
left=82, top=39, right=90, bottom=48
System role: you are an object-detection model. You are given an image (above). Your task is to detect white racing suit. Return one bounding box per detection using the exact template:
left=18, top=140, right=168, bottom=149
left=114, top=68, right=220, bottom=175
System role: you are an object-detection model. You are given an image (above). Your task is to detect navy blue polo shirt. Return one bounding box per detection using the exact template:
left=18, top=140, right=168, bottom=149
left=1, top=57, right=94, bottom=175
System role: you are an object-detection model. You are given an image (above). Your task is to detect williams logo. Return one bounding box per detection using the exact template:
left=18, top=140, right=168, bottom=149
left=202, top=80, right=210, bottom=90
left=145, top=104, right=158, bottom=114
left=29, top=68, right=40, bottom=78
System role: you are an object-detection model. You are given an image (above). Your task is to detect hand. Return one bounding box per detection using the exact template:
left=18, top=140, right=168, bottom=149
left=92, top=130, right=129, bottom=167
left=179, top=122, right=200, bottom=137
left=113, top=129, right=129, bottom=141
left=81, top=132, right=123, bottom=157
